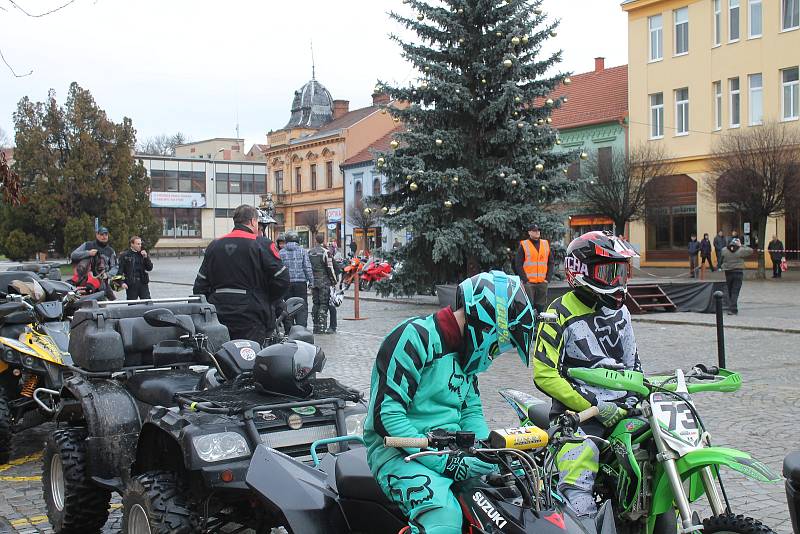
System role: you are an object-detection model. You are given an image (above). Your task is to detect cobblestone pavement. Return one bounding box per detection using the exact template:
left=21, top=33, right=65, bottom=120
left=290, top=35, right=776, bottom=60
left=1, top=257, right=797, bottom=532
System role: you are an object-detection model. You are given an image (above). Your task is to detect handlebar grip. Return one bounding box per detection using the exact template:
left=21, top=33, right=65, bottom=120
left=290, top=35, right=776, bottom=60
left=384, top=436, right=429, bottom=449
left=578, top=406, right=599, bottom=423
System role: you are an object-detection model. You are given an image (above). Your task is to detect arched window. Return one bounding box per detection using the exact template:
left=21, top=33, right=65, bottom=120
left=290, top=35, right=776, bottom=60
left=373, top=177, right=382, bottom=197
left=354, top=180, right=363, bottom=208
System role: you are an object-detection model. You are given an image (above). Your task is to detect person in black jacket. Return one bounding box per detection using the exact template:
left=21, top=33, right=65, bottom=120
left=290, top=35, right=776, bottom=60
left=713, top=230, right=727, bottom=270
left=699, top=233, right=714, bottom=272
left=118, top=236, right=154, bottom=300
left=768, top=235, right=785, bottom=278
left=687, top=234, right=701, bottom=278
left=193, top=205, right=289, bottom=343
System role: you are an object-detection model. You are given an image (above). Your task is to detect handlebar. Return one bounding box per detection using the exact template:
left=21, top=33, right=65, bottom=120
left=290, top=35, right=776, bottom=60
left=384, top=436, right=429, bottom=449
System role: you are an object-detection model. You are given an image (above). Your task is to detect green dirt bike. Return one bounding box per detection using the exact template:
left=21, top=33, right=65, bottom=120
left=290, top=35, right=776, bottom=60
left=501, top=365, right=779, bottom=534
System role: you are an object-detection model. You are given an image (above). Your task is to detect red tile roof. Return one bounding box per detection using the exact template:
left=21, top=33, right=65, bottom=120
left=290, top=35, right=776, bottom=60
left=543, top=64, right=628, bottom=130
left=342, top=127, right=404, bottom=167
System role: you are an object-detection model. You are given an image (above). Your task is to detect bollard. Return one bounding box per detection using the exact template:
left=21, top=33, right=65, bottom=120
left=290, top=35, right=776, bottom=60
left=713, top=290, right=726, bottom=369
left=344, top=272, right=367, bottom=321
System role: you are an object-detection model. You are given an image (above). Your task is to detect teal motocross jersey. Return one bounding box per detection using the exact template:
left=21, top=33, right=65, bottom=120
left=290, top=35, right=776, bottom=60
left=364, top=311, right=489, bottom=477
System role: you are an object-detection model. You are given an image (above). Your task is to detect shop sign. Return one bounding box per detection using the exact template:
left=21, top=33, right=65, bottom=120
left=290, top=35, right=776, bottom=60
left=150, top=192, right=206, bottom=208
left=326, top=208, right=343, bottom=222
left=327, top=223, right=337, bottom=230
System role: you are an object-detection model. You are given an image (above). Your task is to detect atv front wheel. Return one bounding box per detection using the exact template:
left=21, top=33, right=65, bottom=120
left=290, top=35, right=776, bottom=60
left=0, top=387, right=12, bottom=464
left=122, top=471, right=195, bottom=533
left=703, top=514, right=776, bottom=534
left=43, top=427, right=111, bottom=532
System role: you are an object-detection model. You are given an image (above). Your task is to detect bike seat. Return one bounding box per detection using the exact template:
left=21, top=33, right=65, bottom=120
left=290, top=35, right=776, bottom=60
left=335, top=448, right=396, bottom=508
left=784, top=451, right=800, bottom=484
left=528, top=398, right=552, bottom=429
left=125, top=370, right=202, bottom=407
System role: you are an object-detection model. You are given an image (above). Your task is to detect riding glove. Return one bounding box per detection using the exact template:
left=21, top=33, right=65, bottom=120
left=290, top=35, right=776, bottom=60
left=443, top=455, right=496, bottom=482
left=596, top=400, right=627, bottom=428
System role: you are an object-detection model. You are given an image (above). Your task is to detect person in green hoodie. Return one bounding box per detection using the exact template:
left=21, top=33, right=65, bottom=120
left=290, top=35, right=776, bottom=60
left=364, top=271, right=536, bottom=534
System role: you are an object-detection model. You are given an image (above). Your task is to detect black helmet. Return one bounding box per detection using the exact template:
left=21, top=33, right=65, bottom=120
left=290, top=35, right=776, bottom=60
left=285, top=231, right=300, bottom=243
left=253, top=340, right=325, bottom=398
left=564, top=231, right=639, bottom=309
left=276, top=232, right=286, bottom=244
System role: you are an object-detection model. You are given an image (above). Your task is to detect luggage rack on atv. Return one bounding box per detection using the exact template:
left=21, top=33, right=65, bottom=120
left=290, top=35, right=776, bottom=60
left=176, top=376, right=363, bottom=413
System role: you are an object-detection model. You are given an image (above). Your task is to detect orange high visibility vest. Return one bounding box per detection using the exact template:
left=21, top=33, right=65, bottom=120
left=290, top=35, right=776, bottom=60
left=520, top=239, right=550, bottom=283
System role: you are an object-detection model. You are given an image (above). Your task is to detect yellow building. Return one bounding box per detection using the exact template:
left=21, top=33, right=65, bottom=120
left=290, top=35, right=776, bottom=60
left=264, top=78, right=399, bottom=247
left=623, top=0, right=800, bottom=265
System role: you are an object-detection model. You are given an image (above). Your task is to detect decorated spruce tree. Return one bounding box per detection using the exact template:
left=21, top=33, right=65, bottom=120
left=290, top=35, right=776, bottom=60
left=374, top=0, right=576, bottom=296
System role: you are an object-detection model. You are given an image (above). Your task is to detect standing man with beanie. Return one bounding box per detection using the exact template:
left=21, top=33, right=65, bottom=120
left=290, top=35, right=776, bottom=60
left=687, top=233, right=701, bottom=278
left=514, top=223, right=555, bottom=314
left=308, top=233, right=337, bottom=334
left=71, top=226, right=119, bottom=300
left=193, top=205, right=289, bottom=343
left=768, top=235, right=784, bottom=279
left=713, top=230, right=727, bottom=270
left=279, top=232, right=313, bottom=328
left=720, top=238, right=752, bottom=315
left=118, top=236, right=153, bottom=300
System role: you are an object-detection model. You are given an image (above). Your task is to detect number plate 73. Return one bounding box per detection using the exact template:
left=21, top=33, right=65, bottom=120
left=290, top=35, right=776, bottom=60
left=650, top=393, right=701, bottom=446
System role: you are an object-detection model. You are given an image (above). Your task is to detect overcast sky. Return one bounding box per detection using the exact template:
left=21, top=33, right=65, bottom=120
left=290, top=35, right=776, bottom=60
left=0, top=0, right=627, bottom=150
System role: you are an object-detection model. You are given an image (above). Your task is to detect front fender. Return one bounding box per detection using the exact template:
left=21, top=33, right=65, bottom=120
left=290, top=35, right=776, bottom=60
left=651, top=447, right=780, bottom=517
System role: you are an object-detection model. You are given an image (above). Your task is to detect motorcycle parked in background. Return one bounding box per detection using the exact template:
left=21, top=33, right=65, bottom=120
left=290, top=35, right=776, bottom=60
left=359, top=257, right=392, bottom=291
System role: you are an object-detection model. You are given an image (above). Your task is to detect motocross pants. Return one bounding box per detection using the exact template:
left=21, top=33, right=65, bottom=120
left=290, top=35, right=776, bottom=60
left=555, top=420, right=605, bottom=517
left=375, top=455, right=462, bottom=534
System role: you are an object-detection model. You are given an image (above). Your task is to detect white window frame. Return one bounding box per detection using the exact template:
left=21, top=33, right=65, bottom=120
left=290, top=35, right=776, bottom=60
left=748, top=73, right=763, bottom=125
left=729, top=77, right=741, bottom=128
left=714, top=81, right=723, bottom=130
left=714, top=0, right=722, bottom=45
left=729, top=0, right=740, bottom=42
left=674, top=7, right=689, bottom=55
left=783, top=0, right=800, bottom=31
left=650, top=93, right=665, bottom=139
left=649, top=14, right=664, bottom=61
left=675, top=88, right=690, bottom=136
left=782, top=67, right=800, bottom=121
left=748, top=0, right=762, bottom=38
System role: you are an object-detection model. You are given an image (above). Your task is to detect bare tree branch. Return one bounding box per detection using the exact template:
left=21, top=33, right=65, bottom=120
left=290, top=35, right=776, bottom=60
left=6, top=0, right=78, bottom=18
left=0, top=47, right=32, bottom=77
left=136, top=132, right=189, bottom=156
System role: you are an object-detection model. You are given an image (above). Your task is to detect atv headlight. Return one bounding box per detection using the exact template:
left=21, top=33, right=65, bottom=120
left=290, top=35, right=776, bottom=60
left=192, top=432, right=250, bottom=463
left=345, top=413, right=366, bottom=436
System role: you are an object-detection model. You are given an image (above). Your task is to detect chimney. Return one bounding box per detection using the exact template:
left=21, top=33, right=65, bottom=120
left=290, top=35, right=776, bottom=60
left=595, top=57, right=605, bottom=72
left=372, top=92, right=391, bottom=106
left=333, top=99, right=350, bottom=120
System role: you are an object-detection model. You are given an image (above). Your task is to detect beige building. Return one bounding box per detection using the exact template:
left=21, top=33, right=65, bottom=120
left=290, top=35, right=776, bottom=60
left=623, top=0, right=800, bottom=265
left=175, top=138, right=245, bottom=161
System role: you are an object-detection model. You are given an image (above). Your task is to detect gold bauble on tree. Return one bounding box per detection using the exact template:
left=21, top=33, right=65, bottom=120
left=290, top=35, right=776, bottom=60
left=517, top=122, right=525, bottom=128
left=537, top=118, right=544, bottom=125
left=521, top=35, right=529, bottom=44
left=546, top=117, right=552, bottom=124
left=417, top=13, right=424, bottom=21
left=364, top=208, right=372, bottom=215
left=406, top=175, right=413, bottom=180
left=564, top=77, right=572, bottom=85
left=496, top=31, right=503, bottom=37
left=452, top=176, right=459, bottom=183
left=390, top=140, right=399, bottom=150
left=435, top=139, right=443, bottom=146
left=580, top=152, right=589, bottom=160
left=382, top=206, right=389, bottom=214
left=550, top=31, right=557, bottom=37
left=499, top=172, right=506, bottom=178
left=409, top=182, right=419, bottom=191
left=535, top=163, right=545, bottom=172
left=393, top=117, right=400, bottom=123
left=458, top=8, right=463, bottom=13
left=515, top=96, right=521, bottom=103
left=503, top=59, right=513, bottom=68
left=511, top=36, right=520, bottom=45
left=481, top=78, right=487, bottom=84
left=563, top=168, right=569, bottom=174
left=511, top=179, right=518, bottom=186
left=533, top=8, right=542, bottom=15
left=545, top=98, right=554, bottom=106
left=377, top=157, right=386, bottom=166
left=444, top=200, right=453, bottom=208
left=459, top=37, right=465, bottom=44
left=555, top=138, right=562, bottom=145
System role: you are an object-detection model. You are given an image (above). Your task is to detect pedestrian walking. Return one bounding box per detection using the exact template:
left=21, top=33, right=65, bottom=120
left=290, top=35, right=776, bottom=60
left=768, top=235, right=785, bottom=279
left=514, top=223, right=554, bottom=314
left=349, top=239, right=357, bottom=257
left=118, top=236, right=153, bottom=300
left=279, top=232, right=313, bottom=328
left=713, top=230, right=726, bottom=270
left=308, top=234, right=337, bottom=334
left=699, top=233, right=714, bottom=272
left=688, top=234, right=701, bottom=278
left=193, top=205, right=289, bottom=343
left=70, top=226, right=118, bottom=300
left=720, top=238, right=752, bottom=315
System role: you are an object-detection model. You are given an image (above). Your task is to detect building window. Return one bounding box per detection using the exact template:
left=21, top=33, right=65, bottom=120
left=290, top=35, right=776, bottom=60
left=598, top=147, right=613, bottom=182
left=274, top=170, right=284, bottom=194
left=311, top=164, right=317, bottom=191
left=784, top=0, right=800, bottom=30
left=674, top=7, right=689, bottom=55
left=748, top=73, right=763, bottom=125
left=748, top=0, right=762, bottom=37
left=783, top=67, right=800, bottom=120
left=714, top=81, right=723, bottom=130
left=714, top=0, right=722, bottom=44
left=241, top=172, right=254, bottom=194
left=729, top=0, right=740, bottom=41
left=649, top=14, right=663, bottom=61
left=295, top=166, right=302, bottom=193
left=729, top=77, right=741, bottom=127
left=650, top=93, right=665, bottom=139
left=326, top=161, right=334, bottom=189
left=215, top=172, right=228, bottom=194
left=567, top=161, right=581, bottom=181
left=372, top=177, right=382, bottom=197
left=255, top=169, right=266, bottom=194
left=354, top=178, right=363, bottom=209
left=675, top=88, right=690, bottom=135
left=153, top=208, right=202, bottom=238
left=228, top=172, right=241, bottom=194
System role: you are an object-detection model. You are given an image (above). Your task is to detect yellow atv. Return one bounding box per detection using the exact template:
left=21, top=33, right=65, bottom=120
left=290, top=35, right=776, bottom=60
left=0, top=277, right=100, bottom=463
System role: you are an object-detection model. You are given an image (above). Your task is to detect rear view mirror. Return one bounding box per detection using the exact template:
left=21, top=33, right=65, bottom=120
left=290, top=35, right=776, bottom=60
left=537, top=312, right=558, bottom=324
left=143, top=308, right=190, bottom=333
left=284, top=297, right=305, bottom=318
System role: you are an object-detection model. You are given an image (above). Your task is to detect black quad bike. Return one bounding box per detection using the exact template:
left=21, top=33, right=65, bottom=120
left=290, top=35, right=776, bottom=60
left=238, top=407, right=616, bottom=534
left=119, top=309, right=366, bottom=532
